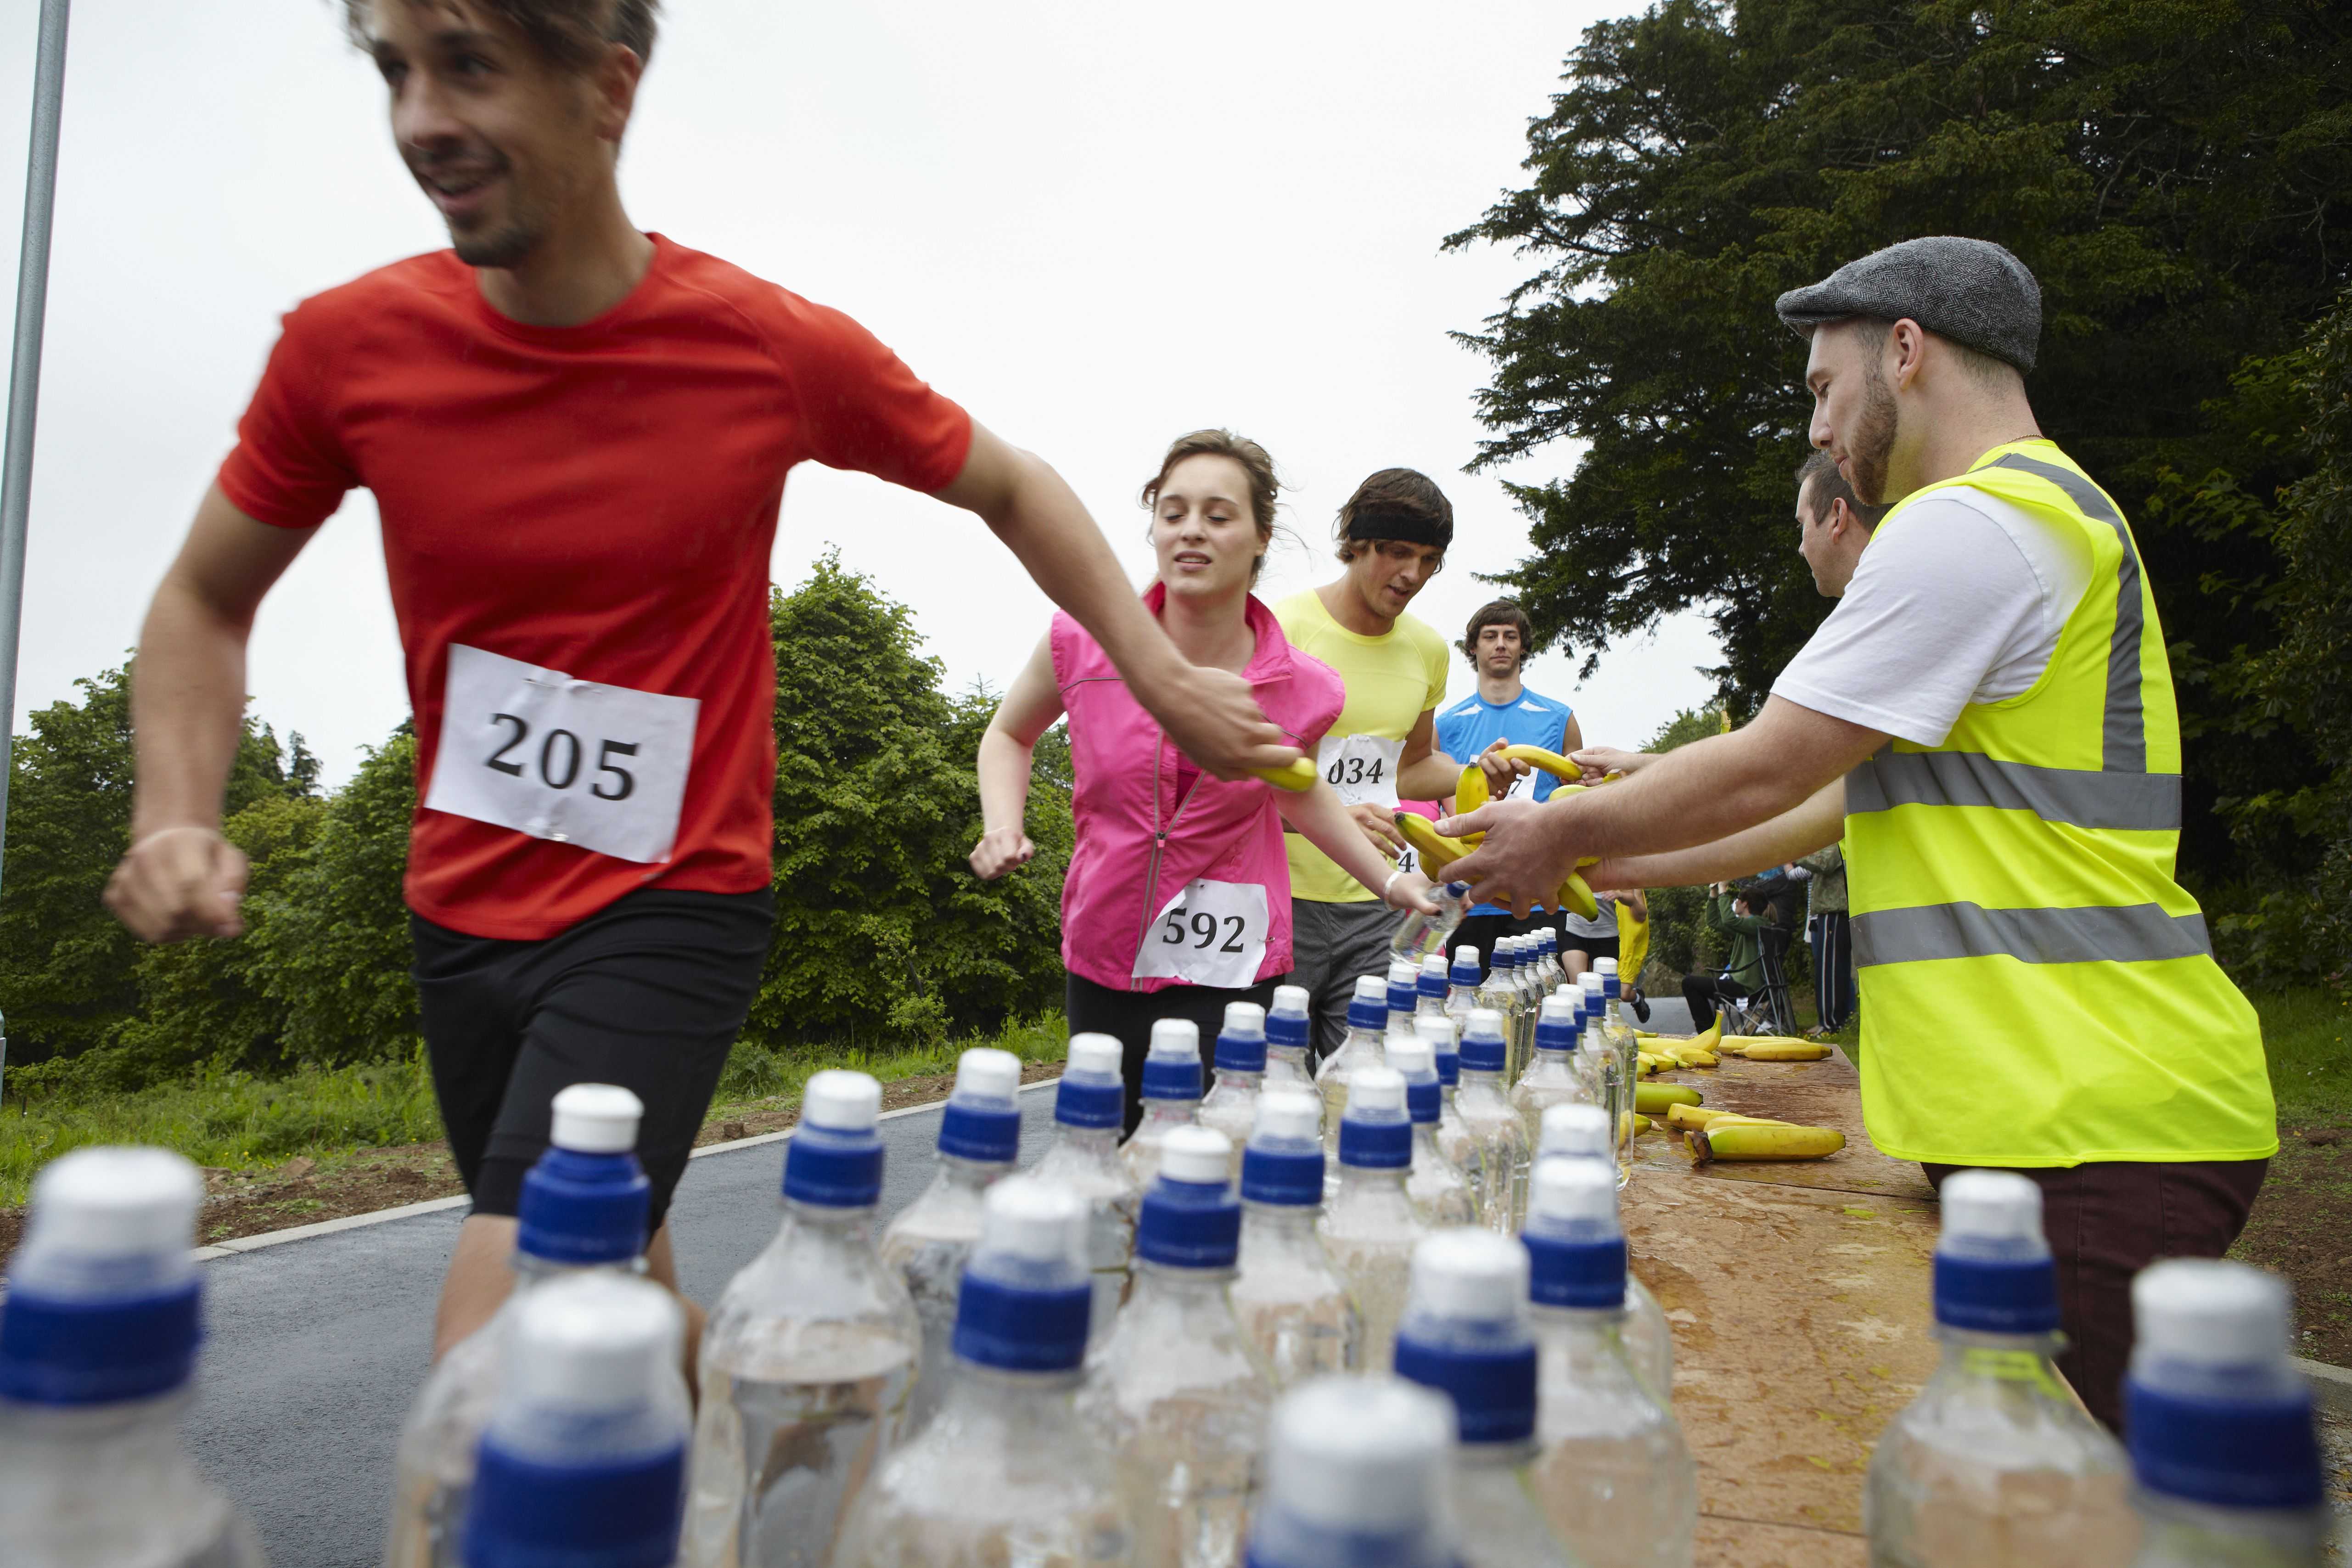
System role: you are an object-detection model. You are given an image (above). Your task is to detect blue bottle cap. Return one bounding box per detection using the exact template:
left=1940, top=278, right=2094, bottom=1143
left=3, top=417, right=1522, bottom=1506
left=1458, top=1009, right=1507, bottom=1073
left=1432, top=1045, right=1459, bottom=1088
left=1403, top=1075, right=1440, bottom=1125
left=1416, top=969, right=1448, bottom=1002
left=0, top=1282, right=203, bottom=1406
left=1136, top=1133, right=1241, bottom=1267
left=1392, top=1231, right=1539, bottom=1444
left=465, top=1442, right=687, bottom=1568
left=1214, top=1007, right=1269, bottom=1075
left=1534, top=1000, right=1577, bottom=1053
left=1140, top=1017, right=1206, bottom=1103
left=938, top=1048, right=1024, bottom=1160
left=1346, top=973, right=1389, bottom=1033
left=1392, top=1333, right=1538, bottom=1444
left=1056, top=1034, right=1124, bottom=1130
left=1337, top=1069, right=1412, bottom=1170
left=1449, top=947, right=1482, bottom=987
left=952, top=1179, right=1092, bottom=1372
left=2123, top=1259, right=2325, bottom=1510
left=1932, top=1171, right=2060, bottom=1334
left=519, top=1148, right=653, bottom=1265
left=1523, top=1159, right=1629, bottom=1310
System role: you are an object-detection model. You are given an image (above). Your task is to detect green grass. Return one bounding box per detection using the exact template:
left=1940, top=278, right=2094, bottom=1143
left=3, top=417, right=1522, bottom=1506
left=0, top=1014, right=1073, bottom=1209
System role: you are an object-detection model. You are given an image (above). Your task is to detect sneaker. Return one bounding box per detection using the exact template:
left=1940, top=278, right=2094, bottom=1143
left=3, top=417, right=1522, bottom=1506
left=1630, top=994, right=1651, bottom=1024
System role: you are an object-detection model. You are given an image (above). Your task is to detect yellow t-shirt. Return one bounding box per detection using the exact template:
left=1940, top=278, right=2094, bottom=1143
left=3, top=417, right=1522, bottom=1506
left=1273, top=588, right=1451, bottom=903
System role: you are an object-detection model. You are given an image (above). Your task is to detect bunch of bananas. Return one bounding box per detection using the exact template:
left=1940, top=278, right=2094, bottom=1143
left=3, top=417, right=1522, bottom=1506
left=1630, top=1065, right=1846, bottom=1162
left=1444, top=747, right=1609, bottom=918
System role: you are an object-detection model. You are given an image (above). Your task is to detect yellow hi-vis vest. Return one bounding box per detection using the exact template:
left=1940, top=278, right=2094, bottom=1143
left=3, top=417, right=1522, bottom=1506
left=1842, top=439, right=2276, bottom=1168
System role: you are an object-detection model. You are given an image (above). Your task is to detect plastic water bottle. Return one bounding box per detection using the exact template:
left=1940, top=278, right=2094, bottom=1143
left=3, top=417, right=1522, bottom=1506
left=1317, top=975, right=1390, bottom=1171
left=685, top=1071, right=916, bottom=1568
left=1125, top=1019, right=1206, bottom=1187
left=463, top=1274, right=690, bottom=1568
left=1453, top=1006, right=1532, bottom=1235
left=0, top=1146, right=265, bottom=1568
left=1444, top=944, right=1482, bottom=1040
left=1534, top=927, right=1564, bottom=993
left=1865, top=1169, right=2135, bottom=1568
left=880, top=1047, right=1022, bottom=1436
left=1391, top=880, right=1470, bottom=962
left=1424, top=1012, right=1484, bottom=1207
left=1391, top=1231, right=1577, bottom=1568
left=832, top=1178, right=1128, bottom=1568
left=1387, top=1026, right=1476, bottom=1228
left=1534, top=1105, right=1672, bottom=1399
left=1578, top=1021, right=1626, bottom=1180
left=1318, top=1065, right=1428, bottom=1373
left=1519, top=1159, right=1697, bottom=1567
left=1594, top=961, right=1641, bottom=1164
left=394, top=1084, right=663, bottom=1568
left=1511, top=994, right=1592, bottom=1148
left=1029, top=1034, right=1140, bottom=1348
left=1476, top=939, right=1523, bottom=1079
left=1229, top=1090, right=1361, bottom=1385
left=1199, top=1002, right=1268, bottom=1180
left=1079, top=1127, right=1272, bottom=1568
left=1263, top=984, right=1319, bottom=1109
left=1381, top=957, right=1421, bottom=1059
left=1241, top=1376, right=1457, bottom=1568
left=2124, top=1259, right=2331, bottom=1568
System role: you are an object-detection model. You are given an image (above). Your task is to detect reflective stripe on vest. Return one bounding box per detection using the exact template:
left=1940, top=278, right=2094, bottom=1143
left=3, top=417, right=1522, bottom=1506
left=1837, top=440, right=2274, bottom=1168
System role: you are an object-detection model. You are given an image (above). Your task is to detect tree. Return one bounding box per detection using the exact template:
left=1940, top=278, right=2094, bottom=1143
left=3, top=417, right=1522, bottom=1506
left=1448, top=0, right=2352, bottom=887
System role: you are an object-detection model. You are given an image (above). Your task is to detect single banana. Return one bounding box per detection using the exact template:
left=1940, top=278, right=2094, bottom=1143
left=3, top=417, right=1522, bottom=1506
left=1738, top=1039, right=1833, bottom=1062
left=1555, top=871, right=1600, bottom=920
left=1693, top=1124, right=1846, bottom=1163
left=1666, top=1103, right=1789, bottom=1131
left=1499, top=744, right=1579, bottom=778
left=1252, top=758, right=1319, bottom=792
left=1618, top=1112, right=1653, bottom=1138
left=1454, top=763, right=1489, bottom=820
left=1395, top=813, right=1470, bottom=875
left=1633, top=1083, right=1701, bottom=1114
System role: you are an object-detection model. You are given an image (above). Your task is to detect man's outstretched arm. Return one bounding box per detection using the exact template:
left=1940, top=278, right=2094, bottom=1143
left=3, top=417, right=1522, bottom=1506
left=105, top=485, right=314, bottom=941
left=936, top=422, right=1297, bottom=781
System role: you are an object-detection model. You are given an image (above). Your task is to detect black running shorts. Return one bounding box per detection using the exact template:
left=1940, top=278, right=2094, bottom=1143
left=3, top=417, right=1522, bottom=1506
left=409, top=886, right=775, bottom=1230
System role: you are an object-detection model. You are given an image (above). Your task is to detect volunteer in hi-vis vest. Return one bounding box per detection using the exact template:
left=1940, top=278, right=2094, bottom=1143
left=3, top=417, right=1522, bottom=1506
left=99, top=7, right=1301, bottom=1370
left=1436, top=238, right=2274, bottom=1429
left=1435, top=597, right=1584, bottom=978
left=971, top=432, right=1437, bottom=1132
left=1273, top=469, right=1466, bottom=1058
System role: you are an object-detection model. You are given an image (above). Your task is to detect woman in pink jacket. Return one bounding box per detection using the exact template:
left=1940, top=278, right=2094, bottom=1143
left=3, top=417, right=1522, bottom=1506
left=972, top=429, right=1437, bottom=1131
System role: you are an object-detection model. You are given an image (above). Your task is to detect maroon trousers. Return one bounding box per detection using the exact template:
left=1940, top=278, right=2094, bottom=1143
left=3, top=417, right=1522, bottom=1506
left=1920, top=1158, right=2268, bottom=1431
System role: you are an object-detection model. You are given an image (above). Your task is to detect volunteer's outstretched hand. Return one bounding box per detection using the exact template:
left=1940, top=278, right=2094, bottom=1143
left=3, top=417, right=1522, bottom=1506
left=105, top=825, right=248, bottom=942
left=1435, top=792, right=1587, bottom=920
left=1136, top=661, right=1301, bottom=783
left=1569, top=746, right=1656, bottom=784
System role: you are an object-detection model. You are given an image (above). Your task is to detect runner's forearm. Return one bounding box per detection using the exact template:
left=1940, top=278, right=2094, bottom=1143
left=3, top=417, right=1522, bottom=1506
left=1278, top=782, right=1404, bottom=898
left=1396, top=751, right=1459, bottom=802
left=129, top=577, right=254, bottom=838
left=975, top=726, right=1037, bottom=839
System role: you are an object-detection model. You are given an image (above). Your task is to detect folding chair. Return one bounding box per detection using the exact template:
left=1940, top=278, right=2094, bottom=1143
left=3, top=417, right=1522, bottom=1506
left=1751, top=924, right=1800, bottom=1036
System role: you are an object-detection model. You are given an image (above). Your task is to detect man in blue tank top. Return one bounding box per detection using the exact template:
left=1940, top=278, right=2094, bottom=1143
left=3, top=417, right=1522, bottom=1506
left=1434, top=601, right=1583, bottom=975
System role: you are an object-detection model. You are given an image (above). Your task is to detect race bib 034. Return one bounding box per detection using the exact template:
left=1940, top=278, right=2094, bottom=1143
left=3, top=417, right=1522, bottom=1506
left=1316, top=733, right=1404, bottom=810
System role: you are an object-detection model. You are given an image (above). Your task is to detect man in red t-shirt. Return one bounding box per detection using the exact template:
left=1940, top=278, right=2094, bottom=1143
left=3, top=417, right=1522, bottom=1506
left=103, top=0, right=1297, bottom=1359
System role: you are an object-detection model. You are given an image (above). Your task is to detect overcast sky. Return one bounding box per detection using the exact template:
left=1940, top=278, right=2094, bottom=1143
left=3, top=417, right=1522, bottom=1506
left=0, top=0, right=1727, bottom=791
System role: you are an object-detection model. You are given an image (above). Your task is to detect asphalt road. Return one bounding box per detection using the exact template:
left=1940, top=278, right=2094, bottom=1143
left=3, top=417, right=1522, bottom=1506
left=185, top=1081, right=1063, bottom=1568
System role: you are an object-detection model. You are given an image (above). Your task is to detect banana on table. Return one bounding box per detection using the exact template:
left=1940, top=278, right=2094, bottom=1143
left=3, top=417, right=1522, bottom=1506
left=1633, top=1045, right=1847, bottom=1162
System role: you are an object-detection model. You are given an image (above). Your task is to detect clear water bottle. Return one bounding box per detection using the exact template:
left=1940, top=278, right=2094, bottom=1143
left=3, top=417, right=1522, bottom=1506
left=1413, top=953, right=1451, bottom=1040
left=1424, top=1012, right=1484, bottom=1206
left=1391, top=880, right=1471, bottom=963
left=1125, top=1019, right=1205, bottom=1188
left=1263, top=984, right=1319, bottom=1110
left=880, top=1047, right=1022, bottom=1436
left=1511, top=994, right=1592, bottom=1148
left=1029, top=1034, right=1140, bottom=1348
left=1318, top=1065, right=1428, bottom=1374
left=1199, top=1002, right=1268, bottom=1181
left=1381, top=957, right=1422, bottom=1058
left=1242, top=1376, right=1457, bottom=1568
left=1594, top=962, right=1641, bottom=1163
left=393, top=1084, right=662, bottom=1568
left=2125, top=1259, right=2330, bottom=1568
left=684, top=1071, right=916, bottom=1568
left=1476, top=939, right=1523, bottom=1080
left=1230, top=1090, right=1361, bottom=1385
left=1317, top=975, right=1390, bottom=1173
left=1533, top=1106, right=1671, bottom=1398
left=462, top=1275, right=690, bottom=1568
left=1391, top=1231, right=1577, bottom=1568
left=1444, top=944, right=1482, bottom=1040
left=1453, top=1006, right=1532, bottom=1235
left=1578, top=1021, right=1625, bottom=1179
left=833, top=1178, right=1129, bottom=1568
left=1388, top=1026, right=1476, bottom=1228
left=0, top=1146, right=265, bottom=1568
left=1520, top=1158, right=1696, bottom=1568
left=1079, top=1127, right=1272, bottom=1568
left=1534, top=927, right=1564, bottom=994
left=1865, top=1170, right=2135, bottom=1568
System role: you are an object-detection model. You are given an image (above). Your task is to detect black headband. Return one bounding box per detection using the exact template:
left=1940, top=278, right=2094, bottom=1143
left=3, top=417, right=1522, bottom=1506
left=1344, top=509, right=1451, bottom=549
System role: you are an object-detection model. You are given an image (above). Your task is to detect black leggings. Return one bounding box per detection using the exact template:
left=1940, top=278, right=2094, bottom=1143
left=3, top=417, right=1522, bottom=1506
left=1066, top=972, right=1279, bottom=1136
left=1679, top=974, right=1751, bottom=1034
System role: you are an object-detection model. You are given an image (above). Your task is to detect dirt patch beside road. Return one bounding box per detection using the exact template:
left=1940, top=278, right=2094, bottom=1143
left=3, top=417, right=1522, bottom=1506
left=2230, top=1123, right=2352, bottom=1368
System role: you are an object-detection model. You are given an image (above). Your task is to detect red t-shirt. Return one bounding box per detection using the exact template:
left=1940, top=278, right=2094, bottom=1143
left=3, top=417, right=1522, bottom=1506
left=217, top=235, right=973, bottom=939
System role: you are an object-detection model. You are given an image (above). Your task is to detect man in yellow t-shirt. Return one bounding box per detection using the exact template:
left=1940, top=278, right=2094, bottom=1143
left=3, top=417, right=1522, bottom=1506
left=1274, top=468, right=1462, bottom=1056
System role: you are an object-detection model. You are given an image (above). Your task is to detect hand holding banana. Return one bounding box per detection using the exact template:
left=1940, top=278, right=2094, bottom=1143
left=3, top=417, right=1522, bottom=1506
left=1433, top=746, right=1618, bottom=918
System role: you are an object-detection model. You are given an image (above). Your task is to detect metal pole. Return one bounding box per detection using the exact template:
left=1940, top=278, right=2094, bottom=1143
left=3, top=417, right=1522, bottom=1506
left=0, top=0, right=71, bottom=925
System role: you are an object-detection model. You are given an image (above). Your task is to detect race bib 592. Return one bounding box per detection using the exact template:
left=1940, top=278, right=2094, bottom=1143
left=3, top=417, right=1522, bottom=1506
left=1132, top=878, right=1271, bottom=990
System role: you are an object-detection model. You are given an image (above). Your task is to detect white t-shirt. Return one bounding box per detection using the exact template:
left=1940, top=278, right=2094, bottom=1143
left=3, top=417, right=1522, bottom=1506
left=1772, top=489, right=2095, bottom=747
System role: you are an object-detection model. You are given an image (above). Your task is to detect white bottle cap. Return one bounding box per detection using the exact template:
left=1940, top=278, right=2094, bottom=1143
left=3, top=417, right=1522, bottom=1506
left=1160, top=1125, right=1234, bottom=1185
left=1453, top=945, right=1479, bottom=967
left=978, top=1175, right=1086, bottom=1266
left=550, top=1084, right=643, bottom=1154
left=2133, top=1259, right=2293, bottom=1369
left=21, top=1146, right=202, bottom=1262
left=1465, top=1007, right=1505, bottom=1043
left=1580, top=971, right=1605, bottom=996
left=1498, top=935, right=1519, bottom=957
left=955, top=1046, right=1022, bottom=1100
left=1222, top=1000, right=1267, bottom=1037
left=1528, top=1156, right=1620, bottom=1228
left=1353, top=974, right=1389, bottom=1003
left=1067, top=1033, right=1123, bottom=1079
left=1556, top=983, right=1577, bottom=999
left=799, top=1070, right=881, bottom=1133
left=1414, top=1015, right=1454, bottom=1050
left=1272, top=984, right=1312, bottom=1019
left=1386, top=957, right=1419, bottom=989
left=1263, top=1376, right=1456, bottom=1533
left=1538, top=1103, right=1613, bottom=1162
left=1147, top=1018, right=1200, bottom=1060
left=1938, top=1169, right=2047, bottom=1252
left=505, top=1273, right=682, bottom=1415
left=1347, top=1066, right=1407, bottom=1116
left=1408, top=1228, right=1531, bottom=1322
left=1252, top=1090, right=1323, bottom=1144
left=1387, top=1035, right=1435, bottom=1079
left=1419, top=953, right=1447, bottom=981
left=1539, top=994, right=1575, bottom=1024
left=1594, top=957, right=1619, bottom=976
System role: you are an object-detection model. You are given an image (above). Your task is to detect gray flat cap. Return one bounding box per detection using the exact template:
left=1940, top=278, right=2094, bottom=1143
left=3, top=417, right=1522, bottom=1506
left=1776, top=236, right=2041, bottom=372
